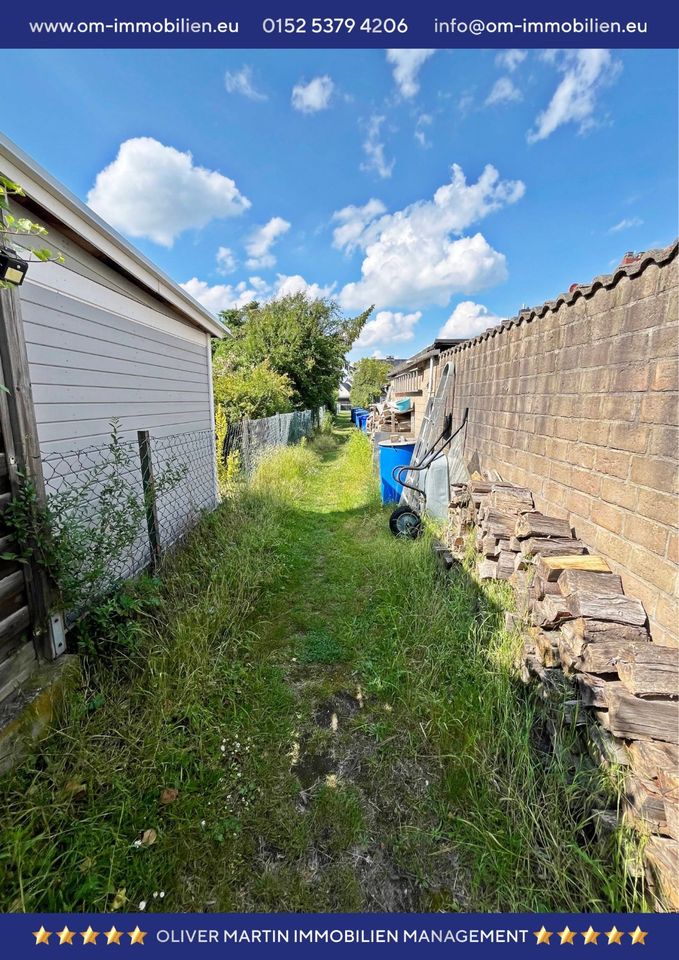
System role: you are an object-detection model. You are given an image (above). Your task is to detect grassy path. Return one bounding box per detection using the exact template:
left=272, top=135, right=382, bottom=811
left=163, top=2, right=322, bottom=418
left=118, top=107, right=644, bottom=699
left=0, top=419, right=634, bottom=913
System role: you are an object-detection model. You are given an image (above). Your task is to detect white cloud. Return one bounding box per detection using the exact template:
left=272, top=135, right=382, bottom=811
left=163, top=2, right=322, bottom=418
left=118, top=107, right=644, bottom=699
left=609, top=216, right=643, bottom=233
left=291, top=75, right=334, bottom=113
left=495, top=50, right=526, bottom=72
left=225, top=65, right=267, bottom=101
left=245, top=216, right=291, bottom=269
left=273, top=274, right=336, bottom=300
left=87, top=138, right=250, bottom=247
left=528, top=49, right=622, bottom=142
left=414, top=113, right=433, bottom=148
left=439, top=301, right=505, bottom=339
left=216, top=246, right=237, bottom=274
left=337, top=163, right=524, bottom=311
left=357, top=310, right=422, bottom=348
left=332, top=199, right=387, bottom=253
left=181, top=277, right=266, bottom=313
left=386, top=49, right=435, bottom=98
left=485, top=77, right=522, bottom=106
left=361, top=116, right=395, bottom=179
left=181, top=272, right=333, bottom=314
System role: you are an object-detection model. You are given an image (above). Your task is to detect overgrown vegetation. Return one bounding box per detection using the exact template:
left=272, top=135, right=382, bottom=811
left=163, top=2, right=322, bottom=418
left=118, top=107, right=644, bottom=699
left=0, top=421, right=641, bottom=912
left=350, top=357, right=391, bottom=409
left=0, top=173, right=63, bottom=288
left=213, top=293, right=372, bottom=418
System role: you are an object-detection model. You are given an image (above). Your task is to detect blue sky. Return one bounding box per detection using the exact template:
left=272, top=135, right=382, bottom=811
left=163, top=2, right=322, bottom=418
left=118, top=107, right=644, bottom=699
left=1, top=48, right=677, bottom=359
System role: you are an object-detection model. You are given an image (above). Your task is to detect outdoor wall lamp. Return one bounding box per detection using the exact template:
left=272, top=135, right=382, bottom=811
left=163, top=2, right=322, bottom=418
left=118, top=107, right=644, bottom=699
left=0, top=247, right=29, bottom=285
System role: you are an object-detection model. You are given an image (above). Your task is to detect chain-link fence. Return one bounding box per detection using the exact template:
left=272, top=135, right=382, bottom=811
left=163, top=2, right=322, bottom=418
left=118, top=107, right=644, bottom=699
left=222, top=407, right=323, bottom=475
left=41, top=427, right=216, bottom=617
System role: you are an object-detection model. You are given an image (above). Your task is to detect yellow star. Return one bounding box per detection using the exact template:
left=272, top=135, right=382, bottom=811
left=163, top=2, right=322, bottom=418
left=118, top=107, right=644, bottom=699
left=606, top=926, right=624, bottom=945
left=558, top=926, right=577, bottom=944
left=104, top=926, right=124, bottom=945
left=534, top=926, right=553, bottom=945
left=629, top=926, right=648, bottom=945
left=81, top=926, right=100, bottom=945
left=57, top=926, right=76, bottom=945
left=33, top=926, right=52, bottom=946
left=582, top=926, right=600, bottom=945
left=128, top=926, right=147, bottom=946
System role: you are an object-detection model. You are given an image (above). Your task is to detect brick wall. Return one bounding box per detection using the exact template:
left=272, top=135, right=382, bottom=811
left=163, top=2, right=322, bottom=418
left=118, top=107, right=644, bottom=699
left=442, top=243, right=678, bottom=645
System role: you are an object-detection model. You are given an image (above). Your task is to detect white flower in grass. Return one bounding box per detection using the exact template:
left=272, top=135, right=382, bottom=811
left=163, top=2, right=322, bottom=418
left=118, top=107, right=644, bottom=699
left=139, top=901, right=147, bottom=911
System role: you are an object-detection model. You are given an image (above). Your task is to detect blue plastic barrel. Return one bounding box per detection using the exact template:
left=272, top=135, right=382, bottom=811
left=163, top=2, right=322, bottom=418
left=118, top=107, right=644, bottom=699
left=378, top=440, right=416, bottom=504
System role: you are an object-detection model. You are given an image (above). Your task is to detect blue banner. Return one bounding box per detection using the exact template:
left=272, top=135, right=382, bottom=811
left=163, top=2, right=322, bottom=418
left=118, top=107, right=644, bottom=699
left=1, top=913, right=676, bottom=957
left=1, top=1, right=678, bottom=48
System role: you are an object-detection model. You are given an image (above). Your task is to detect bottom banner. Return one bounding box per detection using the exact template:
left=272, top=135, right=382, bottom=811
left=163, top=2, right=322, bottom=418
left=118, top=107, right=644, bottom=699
left=1, top=913, right=676, bottom=957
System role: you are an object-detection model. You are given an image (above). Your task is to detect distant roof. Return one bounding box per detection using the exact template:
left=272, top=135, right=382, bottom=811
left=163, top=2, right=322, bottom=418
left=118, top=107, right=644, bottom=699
left=388, top=338, right=463, bottom=378
left=0, top=132, right=225, bottom=338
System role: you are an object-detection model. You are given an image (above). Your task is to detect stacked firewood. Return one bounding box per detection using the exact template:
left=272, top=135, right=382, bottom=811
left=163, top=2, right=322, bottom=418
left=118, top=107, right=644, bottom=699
left=466, top=477, right=679, bottom=910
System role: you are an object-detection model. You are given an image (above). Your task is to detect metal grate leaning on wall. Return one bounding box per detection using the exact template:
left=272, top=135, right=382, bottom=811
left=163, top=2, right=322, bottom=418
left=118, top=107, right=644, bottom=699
left=223, top=408, right=322, bottom=474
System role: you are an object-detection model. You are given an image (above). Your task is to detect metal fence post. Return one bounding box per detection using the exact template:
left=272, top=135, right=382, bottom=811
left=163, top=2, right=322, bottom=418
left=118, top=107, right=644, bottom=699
left=137, top=430, right=161, bottom=570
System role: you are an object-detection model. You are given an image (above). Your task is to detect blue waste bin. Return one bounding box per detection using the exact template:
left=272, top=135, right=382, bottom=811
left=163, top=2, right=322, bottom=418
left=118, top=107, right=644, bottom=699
left=378, top=440, right=416, bottom=504
left=352, top=407, right=368, bottom=426
left=357, top=412, right=369, bottom=432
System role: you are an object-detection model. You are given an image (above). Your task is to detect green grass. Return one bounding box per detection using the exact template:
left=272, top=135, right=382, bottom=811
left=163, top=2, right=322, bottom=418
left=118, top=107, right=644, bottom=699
left=0, top=417, right=640, bottom=913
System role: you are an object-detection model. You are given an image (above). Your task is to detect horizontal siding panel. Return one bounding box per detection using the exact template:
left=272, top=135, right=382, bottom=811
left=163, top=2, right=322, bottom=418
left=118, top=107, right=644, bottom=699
left=31, top=383, right=207, bottom=405
left=27, top=344, right=207, bottom=385
left=22, top=283, right=207, bottom=359
left=36, top=401, right=210, bottom=424
left=38, top=412, right=213, bottom=447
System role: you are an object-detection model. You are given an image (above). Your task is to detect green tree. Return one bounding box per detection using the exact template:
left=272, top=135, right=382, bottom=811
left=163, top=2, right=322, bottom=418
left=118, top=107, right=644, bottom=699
left=213, top=358, right=294, bottom=421
left=350, top=358, right=391, bottom=409
left=215, top=293, right=372, bottom=411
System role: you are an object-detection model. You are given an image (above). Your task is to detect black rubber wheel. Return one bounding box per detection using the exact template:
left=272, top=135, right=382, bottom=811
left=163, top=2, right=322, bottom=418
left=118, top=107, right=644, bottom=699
left=389, top=505, right=422, bottom=539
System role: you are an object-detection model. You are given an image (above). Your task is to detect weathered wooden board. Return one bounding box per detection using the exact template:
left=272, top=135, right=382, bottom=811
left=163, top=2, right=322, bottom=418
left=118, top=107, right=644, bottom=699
left=536, top=554, right=611, bottom=582
left=567, top=593, right=647, bottom=626
left=520, top=537, right=588, bottom=557
left=616, top=644, right=679, bottom=697
left=557, top=569, right=624, bottom=598
left=607, top=686, right=679, bottom=743
left=515, top=512, right=573, bottom=539
left=644, top=836, right=679, bottom=910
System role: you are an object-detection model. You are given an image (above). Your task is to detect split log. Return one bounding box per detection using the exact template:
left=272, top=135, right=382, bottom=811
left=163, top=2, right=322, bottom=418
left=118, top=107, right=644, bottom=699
left=616, top=644, right=679, bottom=697
left=536, top=554, right=611, bottom=583
left=560, top=637, right=624, bottom=675
left=566, top=593, right=647, bottom=627
left=624, top=775, right=668, bottom=834
left=659, top=772, right=679, bottom=842
left=508, top=536, right=522, bottom=552
left=627, top=740, right=679, bottom=784
left=482, top=534, right=500, bottom=558
left=557, top=569, right=623, bottom=598
left=587, top=721, right=629, bottom=767
left=520, top=537, right=588, bottom=558
left=515, top=512, right=573, bottom=539
left=496, top=550, right=515, bottom=580
left=470, top=479, right=493, bottom=495
left=606, top=686, right=679, bottom=743
left=644, top=836, right=679, bottom=911
left=529, top=576, right=562, bottom=602
left=531, top=595, right=572, bottom=629
left=477, top=559, right=497, bottom=580
left=576, top=673, right=623, bottom=709
left=485, top=510, right=517, bottom=539
left=560, top=618, right=649, bottom=649
left=497, top=538, right=511, bottom=552
left=489, top=485, right=534, bottom=514
left=535, top=629, right=561, bottom=668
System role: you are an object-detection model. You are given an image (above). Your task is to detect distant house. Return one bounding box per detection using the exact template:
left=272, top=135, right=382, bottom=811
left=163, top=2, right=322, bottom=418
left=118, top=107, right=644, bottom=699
left=0, top=133, right=224, bottom=695
left=385, top=339, right=462, bottom=438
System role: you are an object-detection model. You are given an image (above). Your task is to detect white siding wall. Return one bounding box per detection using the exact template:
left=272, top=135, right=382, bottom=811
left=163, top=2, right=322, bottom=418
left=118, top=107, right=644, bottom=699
left=19, top=262, right=217, bottom=554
